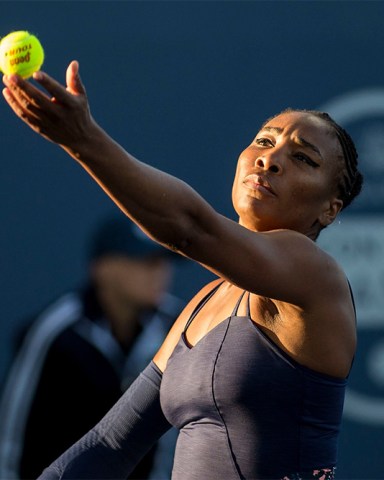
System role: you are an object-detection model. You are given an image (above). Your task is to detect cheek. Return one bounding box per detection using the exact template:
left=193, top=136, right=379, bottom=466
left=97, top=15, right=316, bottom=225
left=238, top=146, right=255, bottom=164
left=233, top=150, right=253, bottom=186
left=232, top=156, right=245, bottom=200
left=288, top=179, right=332, bottom=213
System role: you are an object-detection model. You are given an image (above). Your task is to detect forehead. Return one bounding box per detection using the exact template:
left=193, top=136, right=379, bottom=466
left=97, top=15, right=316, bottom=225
left=262, top=111, right=341, bottom=157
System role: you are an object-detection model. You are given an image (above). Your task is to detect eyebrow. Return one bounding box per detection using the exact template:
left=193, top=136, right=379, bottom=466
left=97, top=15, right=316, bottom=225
left=260, top=126, right=323, bottom=160
left=295, top=136, right=323, bottom=160
left=262, top=126, right=283, bottom=135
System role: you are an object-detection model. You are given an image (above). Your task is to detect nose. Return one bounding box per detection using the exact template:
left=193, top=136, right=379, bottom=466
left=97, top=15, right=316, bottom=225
left=255, top=155, right=281, bottom=174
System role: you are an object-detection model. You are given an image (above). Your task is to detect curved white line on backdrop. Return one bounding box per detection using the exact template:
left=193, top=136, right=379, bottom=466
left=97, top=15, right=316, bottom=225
left=320, top=88, right=384, bottom=123
left=320, top=89, right=384, bottom=424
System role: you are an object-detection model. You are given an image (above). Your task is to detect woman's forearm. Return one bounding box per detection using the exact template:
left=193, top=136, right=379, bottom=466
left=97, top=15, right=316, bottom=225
left=38, top=362, right=171, bottom=480
left=64, top=121, right=215, bottom=253
left=2, top=63, right=218, bottom=257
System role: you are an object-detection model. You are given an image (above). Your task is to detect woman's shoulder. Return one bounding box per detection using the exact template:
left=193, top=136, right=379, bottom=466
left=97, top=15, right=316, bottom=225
left=242, top=228, right=346, bottom=306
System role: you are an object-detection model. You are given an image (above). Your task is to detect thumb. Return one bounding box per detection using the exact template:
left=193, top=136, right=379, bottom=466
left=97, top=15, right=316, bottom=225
left=66, top=60, right=86, bottom=95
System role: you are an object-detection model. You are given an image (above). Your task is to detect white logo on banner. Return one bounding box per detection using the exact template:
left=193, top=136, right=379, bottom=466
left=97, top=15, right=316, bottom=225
left=319, top=90, right=384, bottom=425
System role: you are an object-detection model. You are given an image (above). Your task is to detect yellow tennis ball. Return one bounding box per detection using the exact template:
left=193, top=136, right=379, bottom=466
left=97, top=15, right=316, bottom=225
left=0, top=30, right=44, bottom=78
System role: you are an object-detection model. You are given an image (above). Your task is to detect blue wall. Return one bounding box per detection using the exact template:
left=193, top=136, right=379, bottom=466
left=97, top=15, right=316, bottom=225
left=1, top=2, right=384, bottom=478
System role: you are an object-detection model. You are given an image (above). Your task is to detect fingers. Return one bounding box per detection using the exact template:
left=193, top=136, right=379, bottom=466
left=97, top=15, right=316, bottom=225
left=2, top=61, right=91, bottom=145
left=3, top=70, right=63, bottom=110
left=3, top=74, right=50, bottom=122
left=2, top=60, right=87, bottom=119
left=32, top=61, right=87, bottom=105
left=2, top=83, right=46, bottom=134
left=32, top=68, right=79, bottom=106
left=65, top=60, right=86, bottom=96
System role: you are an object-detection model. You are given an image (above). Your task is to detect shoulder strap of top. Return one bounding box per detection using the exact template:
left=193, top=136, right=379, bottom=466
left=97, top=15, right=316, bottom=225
left=347, top=279, right=357, bottom=327
left=183, top=281, right=224, bottom=332
left=231, top=290, right=248, bottom=316
left=246, top=291, right=251, bottom=317
left=347, top=280, right=356, bottom=313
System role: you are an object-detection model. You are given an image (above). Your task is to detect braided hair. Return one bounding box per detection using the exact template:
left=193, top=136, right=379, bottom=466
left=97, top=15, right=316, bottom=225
left=266, top=109, right=364, bottom=211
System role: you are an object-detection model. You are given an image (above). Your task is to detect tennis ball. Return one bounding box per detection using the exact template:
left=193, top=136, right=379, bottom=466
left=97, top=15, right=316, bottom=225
left=0, top=30, right=44, bottom=78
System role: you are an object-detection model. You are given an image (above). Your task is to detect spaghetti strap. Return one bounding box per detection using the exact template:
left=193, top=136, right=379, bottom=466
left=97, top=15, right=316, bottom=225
left=231, top=290, right=247, bottom=317
left=347, top=279, right=356, bottom=314
left=183, top=281, right=224, bottom=332
left=245, top=292, right=251, bottom=318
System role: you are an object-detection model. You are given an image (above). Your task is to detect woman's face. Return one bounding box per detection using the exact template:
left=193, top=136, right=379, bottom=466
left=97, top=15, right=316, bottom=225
left=232, top=111, right=344, bottom=237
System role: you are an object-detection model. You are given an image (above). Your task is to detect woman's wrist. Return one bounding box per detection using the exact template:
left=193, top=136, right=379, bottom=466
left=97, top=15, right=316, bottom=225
left=63, top=120, right=113, bottom=163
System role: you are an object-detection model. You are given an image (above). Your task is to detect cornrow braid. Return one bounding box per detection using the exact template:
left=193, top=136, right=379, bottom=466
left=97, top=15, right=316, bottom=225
left=267, top=108, right=364, bottom=210
left=306, top=110, right=363, bottom=210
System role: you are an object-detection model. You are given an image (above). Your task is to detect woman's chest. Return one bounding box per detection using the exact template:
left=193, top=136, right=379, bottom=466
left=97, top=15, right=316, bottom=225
left=184, top=285, right=282, bottom=348
left=161, top=314, right=301, bottom=431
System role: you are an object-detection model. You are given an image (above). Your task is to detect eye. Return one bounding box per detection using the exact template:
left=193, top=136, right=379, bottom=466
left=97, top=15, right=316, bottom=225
left=294, top=152, right=319, bottom=168
left=255, top=137, right=274, bottom=147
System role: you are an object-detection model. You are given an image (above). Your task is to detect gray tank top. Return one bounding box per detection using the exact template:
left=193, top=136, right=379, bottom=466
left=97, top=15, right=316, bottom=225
left=160, top=282, right=346, bottom=479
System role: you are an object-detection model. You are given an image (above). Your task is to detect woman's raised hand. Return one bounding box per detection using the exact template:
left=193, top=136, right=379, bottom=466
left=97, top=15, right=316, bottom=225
left=2, top=60, right=95, bottom=149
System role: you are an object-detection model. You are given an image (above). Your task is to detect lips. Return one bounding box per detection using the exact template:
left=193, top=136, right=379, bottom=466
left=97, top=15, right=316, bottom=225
left=243, top=174, right=276, bottom=196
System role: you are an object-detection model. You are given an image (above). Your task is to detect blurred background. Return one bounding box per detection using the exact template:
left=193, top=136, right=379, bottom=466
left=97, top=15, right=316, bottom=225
left=0, top=1, right=383, bottom=478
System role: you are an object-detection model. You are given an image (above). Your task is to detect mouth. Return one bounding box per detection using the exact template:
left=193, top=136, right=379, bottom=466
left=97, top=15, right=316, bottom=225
left=242, top=174, right=276, bottom=196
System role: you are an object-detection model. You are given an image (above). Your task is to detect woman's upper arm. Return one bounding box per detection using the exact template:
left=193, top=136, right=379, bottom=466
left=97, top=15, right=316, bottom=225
left=178, top=214, right=341, bottom=307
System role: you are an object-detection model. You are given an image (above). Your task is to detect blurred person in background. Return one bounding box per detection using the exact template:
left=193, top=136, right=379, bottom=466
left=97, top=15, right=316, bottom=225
left=0, top=214, right=184, bottom=480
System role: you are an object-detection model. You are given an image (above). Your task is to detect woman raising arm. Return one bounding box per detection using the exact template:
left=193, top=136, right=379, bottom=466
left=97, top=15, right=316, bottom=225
left=2, top=61, right=363, bottom=479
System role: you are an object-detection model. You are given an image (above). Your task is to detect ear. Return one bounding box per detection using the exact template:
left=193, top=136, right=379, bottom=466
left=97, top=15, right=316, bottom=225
left=318, top=197, right=344, bottom=227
